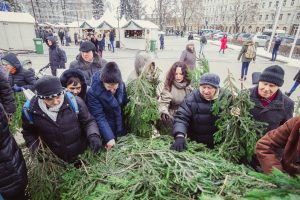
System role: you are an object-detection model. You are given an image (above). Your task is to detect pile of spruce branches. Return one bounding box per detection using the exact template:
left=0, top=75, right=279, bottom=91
left=10, top=92, right=26, bottom=134
left=57, top=135, right=275, bottom=200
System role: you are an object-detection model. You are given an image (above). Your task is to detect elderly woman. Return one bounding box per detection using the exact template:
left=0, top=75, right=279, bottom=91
left=158, top=62, right=192, bottom=127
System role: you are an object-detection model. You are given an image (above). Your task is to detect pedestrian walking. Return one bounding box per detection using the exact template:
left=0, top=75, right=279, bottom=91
left=188, top=33, right=194, bottom=40
left=74, top=32, right=79, bottom=45
left=46, top=36, right=67, bottom=76
left=58, top=29, right=65, bottom=46
left=110, top=30, right=115, bottom=53
left=159, top=34, right=164, bottom=50
left=237, top=38, right=256, bottom=81
left=199, top=34, right=207, bottom=56
left=219, top=35, right=227, bottom=53
left=271, top=34, right=281, bottom=61
left=179, top=41, right=196, bottom=70
left=285, top=69, right=300, bottom=97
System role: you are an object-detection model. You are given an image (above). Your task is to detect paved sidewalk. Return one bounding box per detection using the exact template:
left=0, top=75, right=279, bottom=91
left=209, top=40, right=299, bottom=68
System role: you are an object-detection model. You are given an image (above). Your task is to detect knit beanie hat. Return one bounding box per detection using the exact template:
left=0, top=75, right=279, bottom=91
left=199, top=73, right=220, bottom=88
left=259, top=65, right=284, bottom=87
left=79, top=41, right=96, bottom=52
left=35, top=76, right=64, bottom=99
left=100, top=62, right=122, bottom=84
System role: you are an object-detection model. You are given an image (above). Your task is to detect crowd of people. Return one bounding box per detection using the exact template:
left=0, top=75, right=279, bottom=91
left=0, top=34, right=300, bottom=199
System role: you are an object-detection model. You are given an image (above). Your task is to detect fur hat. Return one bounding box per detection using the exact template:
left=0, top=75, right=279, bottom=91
left=79, top=41, right=96, bottom=52
left=100, top=62, right=122, bottom=84
left=259, top=65, right=284, bottom=87
left=35, top=76, right=64, bottom=99
left=199, top=73, right=220, bottom=88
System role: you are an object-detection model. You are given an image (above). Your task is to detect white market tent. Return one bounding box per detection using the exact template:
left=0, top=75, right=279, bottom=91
left=0, top=11, right=36, bottom=50
left=121, top=19, right=159, bottom=50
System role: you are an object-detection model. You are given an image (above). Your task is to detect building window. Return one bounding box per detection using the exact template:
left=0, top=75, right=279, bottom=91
left=259, top=15, right=262, bottom=20
left=265, top=15, right=269, bottom=20
left=297, top=12, right=300, bottom=20
left=276, top=1, right=279, bottom=7
left=291, top=0, right=295, bottom=6
left=262, top=2, right=265, bottom=8
left=279, top=14, right=283, bottom=20
left=272, top=14, right=275, bottom=20
left=269, top=2, right=272, bottom=7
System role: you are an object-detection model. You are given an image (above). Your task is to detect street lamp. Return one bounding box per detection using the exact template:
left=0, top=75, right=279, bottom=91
left=116, top=6, right=121, bottom=48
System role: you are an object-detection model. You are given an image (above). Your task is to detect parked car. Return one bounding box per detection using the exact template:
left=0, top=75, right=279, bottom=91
left=237, top=33, right=254, bottom=42
left=252, top=35, right=270, bottom=47
left=213, top=32, right=227, bottom=39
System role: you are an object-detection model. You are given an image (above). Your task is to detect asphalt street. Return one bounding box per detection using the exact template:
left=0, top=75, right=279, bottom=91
left=17, top=36, right=300, bottom=101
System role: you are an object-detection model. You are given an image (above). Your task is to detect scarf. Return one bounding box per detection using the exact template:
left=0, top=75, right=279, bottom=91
left=38, top=95, right=64, bottom=122
left=258, top=90, right=278, bottom=107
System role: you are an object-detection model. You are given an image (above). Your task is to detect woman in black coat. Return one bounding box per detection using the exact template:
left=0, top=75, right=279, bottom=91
left=0, top=75, right=27, bottom=200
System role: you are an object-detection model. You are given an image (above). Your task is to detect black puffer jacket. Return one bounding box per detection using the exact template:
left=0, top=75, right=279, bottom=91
left=21, top=94, right=100, bottom=162
left=250, top=86, right=294, bottom=135
left=0, top=106, right=28, bottom=197
left=1, top=53, right=36, bottom=90
left=60, top=69, right=88, bottom=101
left=173, top=89, right=226, bottom=148
left=69, top=54, right=107, bottom=86
left=46, top=36, right=65, bottom=68
left=0, top=73, right=16, bottom=114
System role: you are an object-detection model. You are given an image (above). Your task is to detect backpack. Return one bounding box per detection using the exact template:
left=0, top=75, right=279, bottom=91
left=23, top=92, right=79, bottom=124
left=245, top=44, right=256, bottom=59
left=56, top=47, right=67, bottom=63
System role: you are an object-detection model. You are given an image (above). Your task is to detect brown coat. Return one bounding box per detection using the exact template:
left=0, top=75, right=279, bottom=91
left=256, top=116, right=300, bottom=176
left=159, top=81, right=193, bottom=117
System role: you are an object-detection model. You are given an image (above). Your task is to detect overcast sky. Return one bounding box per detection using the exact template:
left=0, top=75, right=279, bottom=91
left=109, top=0, right=155, bottom=14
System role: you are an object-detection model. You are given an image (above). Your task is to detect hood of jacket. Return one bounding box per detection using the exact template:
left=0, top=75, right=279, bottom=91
left=60, top=69, right=88, bottom=100
left=46, top=36, right=57, bottom=48
left=1, top=53, right=23, bottom=72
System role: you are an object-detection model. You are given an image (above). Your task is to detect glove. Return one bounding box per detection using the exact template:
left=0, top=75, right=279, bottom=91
left=88, top=134, right=101, bottom=153
left=13, top=84, right=23, bottom=92
left=170, top=135, right=186, bottom=152
left=160, top=113, right=170, bottom=122
left=6, top=113, right=14, bottom=124
left=106, top=139, right=115, bottom=150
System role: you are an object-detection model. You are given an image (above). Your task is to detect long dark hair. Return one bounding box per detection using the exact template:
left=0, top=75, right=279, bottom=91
left=164, top=61, right=190, bottom=92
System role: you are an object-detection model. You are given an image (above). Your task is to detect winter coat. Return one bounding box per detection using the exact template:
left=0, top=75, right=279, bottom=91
left=188, top=35, right=194, bottom=40
left=172, top=88, right=226, bottom=148
left=0, top=106, right=28, bottom=197
left=256, top=116, right=300, bottom=176
left=273, top=38, right=282, bottom=51
left=249, top=86, right=294, bottom=135
left=2, top=53, right=36, bottom=91
left=160, top=35, right=164, bottom=43
left=46, top=36, right=65, bottom=68
left=60, top=69, right=88, bottom=101
left=220, top=37, right=227, bottom=49
left=109, top=31, right=115, bottom=41
left=200, top=36, right=207, bottom=45
left=21, top=94, right=100, bottom=163
left=91, top=38, right=99, bottom=52
left=237, top=41, right=256, bottom=62
left=0, top=73, right=16, bottom=114
left=293, top=70, right=300, bottom=83
left=180, top=49, right=196, bottom=70
left=98, top=39, right=105, bottom=51
left=86, top=71, right=128, bottom=143
left=159, top=81, right=193, bottom=117
left=69, top=54, right=107, bottom=86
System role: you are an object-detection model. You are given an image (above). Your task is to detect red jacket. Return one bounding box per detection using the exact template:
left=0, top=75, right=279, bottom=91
left=220, top=37, right=227, bottom=49
left=256, top=117, right=300, bottom=176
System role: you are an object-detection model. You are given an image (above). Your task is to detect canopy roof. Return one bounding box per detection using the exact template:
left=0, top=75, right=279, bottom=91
left=0, top=11, right=35, bottom=23
left=122, top=20, right=159, bottom=30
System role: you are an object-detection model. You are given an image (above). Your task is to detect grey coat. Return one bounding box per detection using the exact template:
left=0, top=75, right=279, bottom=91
left=238, top=41, right=256, bottom=62
left=180, top=50, right=196, bottom=70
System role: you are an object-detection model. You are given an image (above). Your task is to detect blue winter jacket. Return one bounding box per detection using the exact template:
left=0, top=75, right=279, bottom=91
left=86, top=71, right=127, bottom=143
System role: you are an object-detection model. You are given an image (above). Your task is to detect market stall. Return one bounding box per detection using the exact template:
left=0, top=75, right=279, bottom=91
left=0, top=11, right=35, bottom=50
left=121, top=19, right=159, bottom=50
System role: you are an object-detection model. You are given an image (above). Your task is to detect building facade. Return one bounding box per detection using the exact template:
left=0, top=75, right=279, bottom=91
left=21, top=0, right=94, bottom=24
left=202, top=0, right=300, bottom=35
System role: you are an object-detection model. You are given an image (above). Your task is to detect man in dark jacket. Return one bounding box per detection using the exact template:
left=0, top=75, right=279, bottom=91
left=46, top=36, right=66, bottom=76
left=250, top=65, right=294, bottom=135
left=86, top=62, right=127, bottom=149
left=0, top=72, right=15, bottom=122
left=0, top=74, right=28, bottom=200
left=58, top=29, right=65, bottom=45
left=109, top=30, right=115, bottom=53
left=1, top=53, right=36, bottom=92
left=171, top=73, right=224, bottom=151
left=21, top=76, right=101, bottom=163
left=69, top=41, right=107, bottom=86
left=271, top=35, right=281, bottom=61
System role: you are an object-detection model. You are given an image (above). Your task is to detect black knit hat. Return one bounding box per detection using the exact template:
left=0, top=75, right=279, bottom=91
left=259, top=65, right=284, bottom=87
left=35, top=76, right=64, bottom=99
left=199, top=73, right=220, bottom=88
left=100, top=62, right=122, bottom=84
left=79, top=41, right=96, bottom=52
